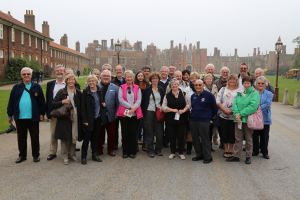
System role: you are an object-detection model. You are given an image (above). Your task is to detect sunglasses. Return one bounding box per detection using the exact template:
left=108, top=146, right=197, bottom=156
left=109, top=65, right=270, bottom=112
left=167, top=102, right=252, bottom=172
left=257, top=82, right=265, bottom=85
left=22, top=73, right=31, bottom=76
left=194, top=84, right=203, bottom=86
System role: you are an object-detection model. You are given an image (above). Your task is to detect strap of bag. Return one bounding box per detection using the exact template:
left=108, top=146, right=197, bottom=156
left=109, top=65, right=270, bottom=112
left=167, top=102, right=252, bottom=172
left=220, top=87, right=226, bottom=104
left=151, top=89, right=158, bottom=108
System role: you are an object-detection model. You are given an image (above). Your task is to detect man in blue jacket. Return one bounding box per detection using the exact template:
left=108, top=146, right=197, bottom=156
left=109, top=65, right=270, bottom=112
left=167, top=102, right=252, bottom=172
left=190, top=79, right=218, bottom=164
left=7, top=67, right=45, bottom=163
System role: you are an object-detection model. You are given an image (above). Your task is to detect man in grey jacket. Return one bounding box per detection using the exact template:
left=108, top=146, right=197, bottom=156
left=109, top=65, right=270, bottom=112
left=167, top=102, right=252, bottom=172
left=98, top=70, right=119, bottom=156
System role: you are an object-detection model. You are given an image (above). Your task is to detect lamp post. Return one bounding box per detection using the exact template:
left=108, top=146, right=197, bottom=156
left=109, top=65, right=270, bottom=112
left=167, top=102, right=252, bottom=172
left=115, top=39, right=121, bottom=65
left=274, top=36, right=283, bottom=102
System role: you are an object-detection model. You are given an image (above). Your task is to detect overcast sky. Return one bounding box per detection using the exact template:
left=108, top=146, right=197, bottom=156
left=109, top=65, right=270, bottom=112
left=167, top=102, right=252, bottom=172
left=1, top=0, right=300, bottom=56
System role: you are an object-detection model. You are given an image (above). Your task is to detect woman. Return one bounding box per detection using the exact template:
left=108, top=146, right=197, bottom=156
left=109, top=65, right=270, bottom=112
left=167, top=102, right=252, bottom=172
left=227, top=76, right=259, bottom=164
left=117, top=70, right=143, bottom=158
left=142, top=73, right=165, bottom=158
left=216, top=75, right=240, bottom=158
left=203, top=73, right=219, bottom=148
left=52, top=73, right=82, bottom=165
left=253, top=76, right=273, bottom=159
left=162, top=78, right=190, bottom=160
left=81, top=75, right=102, bottom=165
left=134, top=71, right=150, bottom=149
left=182, top=69, right=190, bottom=87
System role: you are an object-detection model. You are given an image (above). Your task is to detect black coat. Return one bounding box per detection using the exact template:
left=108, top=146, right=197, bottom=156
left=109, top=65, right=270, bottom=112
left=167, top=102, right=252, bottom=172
left=52, top=88, right=83, bottom=142
left=141, top=86, right=165, bottom=114
left=81, top=85, right=102, bottom=131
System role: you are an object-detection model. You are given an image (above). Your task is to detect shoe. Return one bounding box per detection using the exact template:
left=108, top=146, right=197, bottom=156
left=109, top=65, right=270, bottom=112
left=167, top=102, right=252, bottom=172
left=15, top=157, right=26, bottom=164
left=47, top=154, right=57, bottom=161
left=81, top=158, right=87, bottom=165
left=226, top=156, right=240, bottom=162
left=168, top=154, right=176, bottom=159
left=213, top=139, right=219, bottom=145
left=33, top=157, right=40, bottom=162
left=92, top=155, right=102, bottom=162
left=203, top=158, right=213, bottom=164
left=211, top=148, right=215, bottom=152
left=76, top=148, right=80, bottom=152
left=108, top=151, right=116, bottom=157
left=64, top=158, right=69, bottom=165
left=148, top=153, right=155, bottom=158
left=122, top=154, right=128, bottom=159
left=179, top=154, right=186, bottom=160
left=263, top=154, right=270, bottom=159
left=129, top=154, right=136, bottom=159
left=69, top=156, right=78, bottom=162
left=252, top=152, right=259, bottom=156
left=156, top=151, right=163, bottom=156
left=245, top=157, right=251, bottom=164
left=114, top=145, right=118, bottom=150
left=142, top=145, right=148, bottom=152
left=219, top=144, right=224, bottom=149
left=192, top=156, right=203, bottom=161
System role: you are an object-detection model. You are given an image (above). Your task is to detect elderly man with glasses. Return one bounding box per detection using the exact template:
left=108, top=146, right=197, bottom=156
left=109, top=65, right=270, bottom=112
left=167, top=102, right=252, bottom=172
left=7, top=67, right=46, bottom=163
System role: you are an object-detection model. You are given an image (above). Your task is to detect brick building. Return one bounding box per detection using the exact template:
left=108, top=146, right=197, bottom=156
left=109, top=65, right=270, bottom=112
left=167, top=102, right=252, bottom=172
left=0, top=10, right=90, bottom=80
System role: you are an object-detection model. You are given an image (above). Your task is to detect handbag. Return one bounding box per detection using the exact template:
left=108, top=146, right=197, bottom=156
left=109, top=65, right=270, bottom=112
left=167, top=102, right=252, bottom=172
left=50, top=104, right=73, bottom=119
left=151, top=90, right=165, bottom=122
left=247, top=106, right=264, bottom=130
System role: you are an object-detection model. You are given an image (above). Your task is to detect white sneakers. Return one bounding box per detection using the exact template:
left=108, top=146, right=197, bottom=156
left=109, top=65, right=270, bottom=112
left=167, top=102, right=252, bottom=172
left=168, top=154, right=186, bottom=160
left=64, top=158, right=69, bottom=165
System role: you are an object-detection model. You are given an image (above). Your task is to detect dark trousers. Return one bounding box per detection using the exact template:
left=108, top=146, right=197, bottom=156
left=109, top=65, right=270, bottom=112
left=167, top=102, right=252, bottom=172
left=143, top=111, right=163, bottom=153
left=81, top=117, right=101, bottom=159
left=219, top=118, right=235, bottom=144
left=163, top=121, right=169, bottom=147
left=114, top=118, right=120, bottom=148
left=99, top=120, right=116, bottom=154
left=167, top=122, right=185, bottom=154
left=15, top=119, right=40, bottom=158
left=190, top=121, right=212, bottom=160
left=253, top=125, right=270, bottom=156
left=137, top=118, right=144, bottom=141
left=120, top=116, right=138, bottom=155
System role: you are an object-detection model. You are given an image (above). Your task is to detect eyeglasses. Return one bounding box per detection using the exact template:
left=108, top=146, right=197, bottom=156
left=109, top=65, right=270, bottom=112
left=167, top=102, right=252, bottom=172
left=257, top=82, right=265, bottom=85
left=240, top=68, right=247, bottom=70
left=194, top=84, right=203, bottom=86
left=22, top=73, right=31, bottom=76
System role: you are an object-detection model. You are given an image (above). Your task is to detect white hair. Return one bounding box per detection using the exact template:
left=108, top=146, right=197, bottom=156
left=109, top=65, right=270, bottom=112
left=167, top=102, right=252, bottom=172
left=101, top=69, right=112, bottom=78
left=255, top=76, right=267, bottom=85
left=220, top=66, right=230, bottom=73
left=255, top=68, right=264, bottom=75
left=124, top=70, right=134, bottom=78
left=160, top=66, right=169, bottom=72
left=194, top=79, right=204, bottom=85
left=205, top=63, right=215, bottom=71
left=101, top=63, right=112, bottom=71
left=20, top=67, right=33, bottom=75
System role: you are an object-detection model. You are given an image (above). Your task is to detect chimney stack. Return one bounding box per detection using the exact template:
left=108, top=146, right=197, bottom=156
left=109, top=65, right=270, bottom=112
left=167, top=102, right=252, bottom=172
left=24, top=10, right=35, bottom=30
left=253, top=48, right=257, bottom=56
left=170, top=40, right=174, bottom=49
left=101, top=40, right=107, bottom=50
left=110, top=39, right=114, bottom=50
left=179, top=43, right=182, bottom=52
left=234, top=48, right=238, bottom=57
left=76, top=41, right=80, bottom=52
left=42, top=21, right=50, bottom=37
left=60, top=34, right=68, bottom=47
left=196, top=41, right=200, bottom=50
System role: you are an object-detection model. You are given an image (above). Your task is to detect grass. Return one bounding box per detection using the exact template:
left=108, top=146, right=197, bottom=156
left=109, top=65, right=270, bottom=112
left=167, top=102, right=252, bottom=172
left=266, top=75, right=300, bottom=103
left=0, top=76, right=87, bottom=132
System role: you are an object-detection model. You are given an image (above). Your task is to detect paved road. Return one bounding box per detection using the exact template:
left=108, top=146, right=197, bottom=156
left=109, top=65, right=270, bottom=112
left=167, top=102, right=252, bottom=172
left=0, top=103, right=299, bottom=200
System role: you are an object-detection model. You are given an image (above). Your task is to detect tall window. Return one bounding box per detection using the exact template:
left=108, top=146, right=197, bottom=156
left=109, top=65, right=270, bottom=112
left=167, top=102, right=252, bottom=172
left=41, top=40, right=44, bottom=50
left=29, top=35, right=31, bottom=47
left=21, top=32, right=24, bottom=45
left=36, top=55, right=38, bottom=61
left=0, top=24, right=3, bottom=39
left=35, top=37, right=38, bottom=49
left=11, top=28, right=15, bottom=42
left=45, top=41, right=47, bottom=51
left=0, top=50, right=3, bottom=58
left=28, top=55, right=31, bottom=61
left=11, top=51, right=14, bottom=58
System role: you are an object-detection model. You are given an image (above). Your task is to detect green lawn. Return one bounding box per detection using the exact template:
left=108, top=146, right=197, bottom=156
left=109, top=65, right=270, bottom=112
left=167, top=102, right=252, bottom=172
left=266, top=76, right=300, bottom=103
left=0, top=76, right=87, bottom=132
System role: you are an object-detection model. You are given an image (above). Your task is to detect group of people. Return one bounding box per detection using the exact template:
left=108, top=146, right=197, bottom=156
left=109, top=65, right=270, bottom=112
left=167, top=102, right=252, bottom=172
left=7, top=62, right=274, bottom=165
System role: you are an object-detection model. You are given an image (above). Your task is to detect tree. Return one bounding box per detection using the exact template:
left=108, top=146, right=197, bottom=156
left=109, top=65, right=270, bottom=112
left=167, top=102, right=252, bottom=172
left=292, top=36, right=300, bottom=69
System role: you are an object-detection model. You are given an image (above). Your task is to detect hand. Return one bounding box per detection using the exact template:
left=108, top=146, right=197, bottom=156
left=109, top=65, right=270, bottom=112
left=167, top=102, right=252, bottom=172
left=128, top=109, right=134, bottom=115
left=172, top=109, right=179, bottom=113
left=8, top=117, right=13, bottom=124
left=62, top=98, right=71, bottom=105
left=130, top=105, right=136, bottom=111
left=235, top=114, right=241, bottom=122
left=178, top=109, right=185, bottom=115
left=83, top=123, right=88, bottom=126
left=40, top=115, right=44, bottom=121
left=102, top=102, right=106, bottom=107
left=225, top=108, right=232, bottom=115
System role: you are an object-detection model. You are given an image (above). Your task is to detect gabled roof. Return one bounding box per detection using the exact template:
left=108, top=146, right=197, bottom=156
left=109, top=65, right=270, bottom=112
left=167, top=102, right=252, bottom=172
left=0, top=11, right=53, bottom=40
left=49, top=41, right=89, bottom=59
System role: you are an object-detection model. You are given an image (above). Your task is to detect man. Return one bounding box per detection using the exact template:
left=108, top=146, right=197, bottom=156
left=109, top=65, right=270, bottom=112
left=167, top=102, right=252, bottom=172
left=98, top=70, right=119, bottom=156
left=254, top=68, right=274, bottom=93
left=46, top=65, right=66, bottom=161
left=142, top=66, right=151, bottom=81
left=238, top=63, right=255, bottom=91
left=168, top=66, right=176, bottom=79
left=204, top=63, right=219, bottom=82
left=215, top=66, right=230, bottom=91
left=158, top=66, right=170, bottom=93
left=7, top=67, right=46, bottom=163
left=190, top=79, right=218, bottom=164
left=102, top=63, right=112, bottom=71
left=111, top=64, right=125, bottom=149
left=92, top=68, right=101, bottom=82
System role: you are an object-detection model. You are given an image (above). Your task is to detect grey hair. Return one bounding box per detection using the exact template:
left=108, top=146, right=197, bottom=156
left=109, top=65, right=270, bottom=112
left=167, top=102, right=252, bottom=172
left=124, top=70, right=134, bottom=78
left=205, top=63, right=215, bottom=71
left=169, top=78, right=180, bottom=87
left=255, top=76, right=267, bottom=85
left=101, top=69, right=112, bottom=78
left=86, top=74, right=98, bottom=82
left=255, top=67, right=264, bottom=75
left=20, top=67, right=33, bottom=75
left=55, top=64, right=65, bottom=69
left=101, top=63, right=112, bottom=71
left=194, top=79, right=204, bottom=85
left=220, top=66, right=230, bottom=73
left=160, top=66, right=169, bottom=72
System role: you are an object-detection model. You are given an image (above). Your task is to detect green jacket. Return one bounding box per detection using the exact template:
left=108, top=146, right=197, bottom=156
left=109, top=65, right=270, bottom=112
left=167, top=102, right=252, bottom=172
left=232, top=86, right=260, bottom=123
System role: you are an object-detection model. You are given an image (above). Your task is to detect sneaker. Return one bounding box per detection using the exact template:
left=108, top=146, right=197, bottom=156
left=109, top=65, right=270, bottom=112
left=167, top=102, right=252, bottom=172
left=179, top=154, right=186, bottom=160
left=245, top=157, right=251, bottom=164
left=64, top=158, right=69, bottom=165
left=226, top=156, right=240, bottom=162
left=69, top=156, right=78, bottom=162
left=168, top=154, right=176, bottom=159
left=148, top=152, right=155, bottom=158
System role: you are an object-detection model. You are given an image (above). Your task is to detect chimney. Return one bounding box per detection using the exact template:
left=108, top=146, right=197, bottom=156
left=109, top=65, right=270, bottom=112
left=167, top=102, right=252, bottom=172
left=234, top=48, right=238, bottom=57
left=253, top=48, right=257, bottom=56
left=24, top=10, right=35, bottom=30
left=170, top=40, right=174, bottom=49
left=42, top=21, right=50, bottom=37
left=258, top=47, right=260, bottom=55
left=110, top=39, right=114, bottom=50
left=76, top=41, right=80, bottom=52
left=179, top=43, right=182, bottom=52
left=60, top=34, right=68, bottom=47
left=189, top=43, right=192, bottom=51
left=197, top=41, right=200, bottom=50
left=101, top=40, right=107, bottom=50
